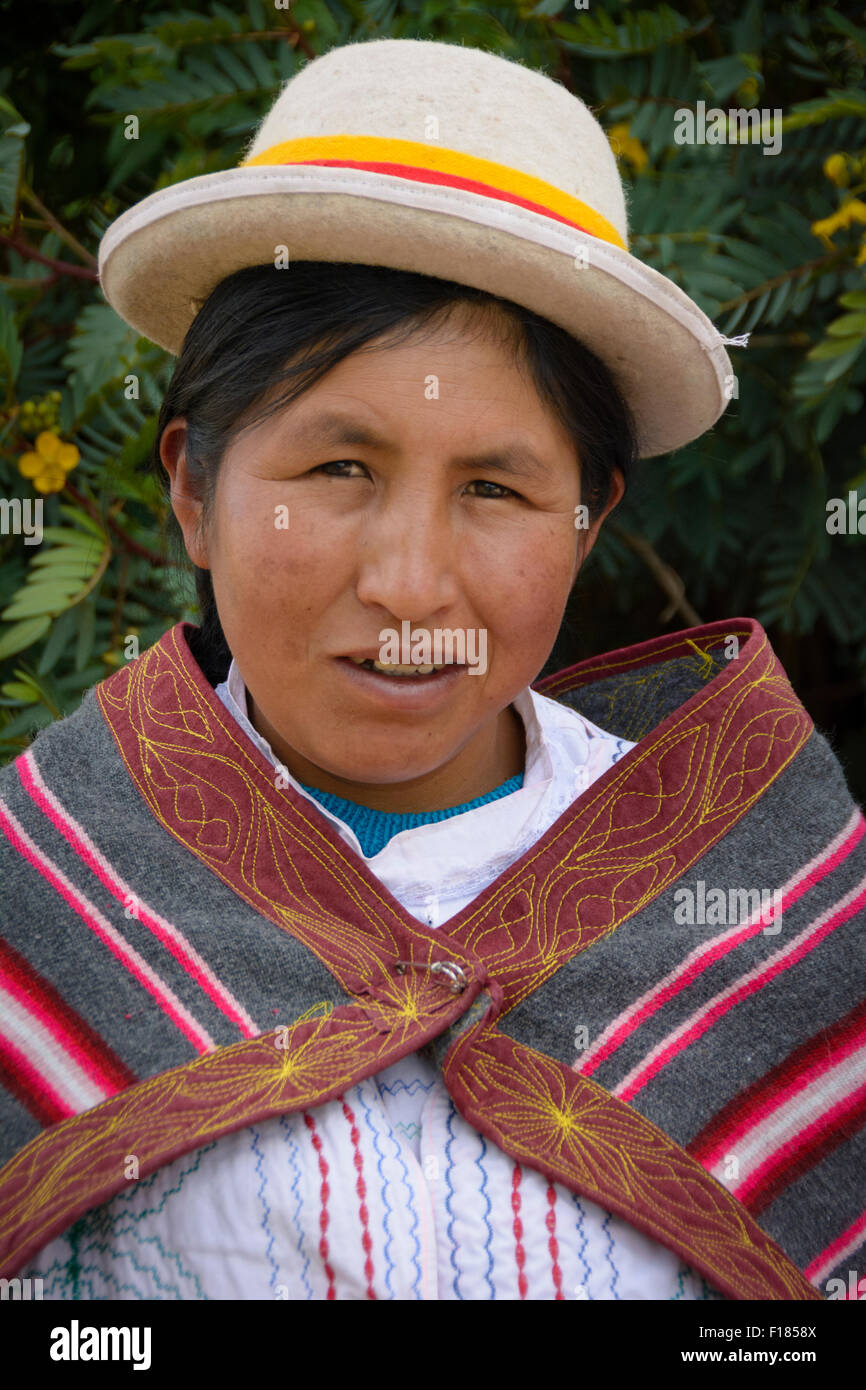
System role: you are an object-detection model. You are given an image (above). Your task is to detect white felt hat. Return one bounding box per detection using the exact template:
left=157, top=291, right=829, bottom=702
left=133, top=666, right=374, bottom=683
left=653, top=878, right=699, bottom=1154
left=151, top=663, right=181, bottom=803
left=98, top=36, right=742, bottom=459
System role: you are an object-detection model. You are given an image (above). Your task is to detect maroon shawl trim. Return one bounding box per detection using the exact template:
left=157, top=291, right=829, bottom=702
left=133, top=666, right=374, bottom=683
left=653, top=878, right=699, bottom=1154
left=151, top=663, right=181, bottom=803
left=444, top=1024, right=820, bottom=1301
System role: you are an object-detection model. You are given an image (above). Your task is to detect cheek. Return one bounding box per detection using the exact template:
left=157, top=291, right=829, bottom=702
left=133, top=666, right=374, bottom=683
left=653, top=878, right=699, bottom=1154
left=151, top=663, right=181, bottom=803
left=479, top=527, right=576, bottom=646
left=208, top=485, right=344, bottom=614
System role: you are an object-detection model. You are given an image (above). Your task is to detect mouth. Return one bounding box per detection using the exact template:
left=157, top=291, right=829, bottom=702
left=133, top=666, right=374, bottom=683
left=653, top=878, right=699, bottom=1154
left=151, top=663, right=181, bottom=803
left=346, top=656, right=457, bottom=678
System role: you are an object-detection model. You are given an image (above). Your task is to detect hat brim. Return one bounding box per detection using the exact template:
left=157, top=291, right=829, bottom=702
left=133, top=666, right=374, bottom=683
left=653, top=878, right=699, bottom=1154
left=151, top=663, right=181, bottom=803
left=98, top=164, right=733, bottom=459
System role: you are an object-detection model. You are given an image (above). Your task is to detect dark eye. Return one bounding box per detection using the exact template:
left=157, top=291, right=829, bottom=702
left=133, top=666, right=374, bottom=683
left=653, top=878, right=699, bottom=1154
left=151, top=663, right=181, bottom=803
left=465, top=480, right=518, bottom=499
left=315, top=460, right=368, bottom=477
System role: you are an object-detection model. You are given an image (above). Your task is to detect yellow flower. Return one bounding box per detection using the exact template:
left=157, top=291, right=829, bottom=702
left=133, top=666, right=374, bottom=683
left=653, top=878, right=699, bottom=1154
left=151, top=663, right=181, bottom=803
left=856, top=237, right=866, bottom=268
left=811, top=198, right=866, bottom=247
left=811, top=213, right=840, bottom=244
left=17, top=429, right=80, bottom=494
left=608, top=122, right=648, bottom=174
left=843, top=199, right=866, bottom=226
left=34, top=467, right=67, bottom=493
left=823, top=153, right=850, bottom=187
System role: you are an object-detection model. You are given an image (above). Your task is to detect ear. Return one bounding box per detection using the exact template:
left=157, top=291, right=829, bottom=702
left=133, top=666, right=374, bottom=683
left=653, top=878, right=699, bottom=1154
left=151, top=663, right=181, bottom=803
left=573, top=467, right=626, bottom=578
left=159, top=418, right=210, bottom=570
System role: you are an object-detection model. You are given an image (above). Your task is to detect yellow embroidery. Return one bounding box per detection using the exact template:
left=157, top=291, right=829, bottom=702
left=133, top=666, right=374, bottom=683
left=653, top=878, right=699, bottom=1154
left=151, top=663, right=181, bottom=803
left=684, top=637, right=719, bottom=681
left=0, top=995, right=468, bottom=1275
left=444, top=1026, right=821, bottom=1301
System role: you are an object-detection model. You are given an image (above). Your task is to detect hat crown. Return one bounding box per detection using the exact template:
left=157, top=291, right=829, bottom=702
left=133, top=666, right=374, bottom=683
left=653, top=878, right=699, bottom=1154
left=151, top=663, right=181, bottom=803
left=246, top=37, right=628, bottom=243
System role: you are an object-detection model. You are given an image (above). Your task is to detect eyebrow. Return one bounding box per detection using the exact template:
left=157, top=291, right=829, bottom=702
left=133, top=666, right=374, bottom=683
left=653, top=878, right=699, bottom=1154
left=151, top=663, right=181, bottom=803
left=286, top=410, right=555, bottom=481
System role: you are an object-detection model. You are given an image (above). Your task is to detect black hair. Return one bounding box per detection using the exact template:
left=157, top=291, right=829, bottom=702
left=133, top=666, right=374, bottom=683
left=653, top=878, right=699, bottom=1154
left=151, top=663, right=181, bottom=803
left=149, top=261, right=639, bottom=685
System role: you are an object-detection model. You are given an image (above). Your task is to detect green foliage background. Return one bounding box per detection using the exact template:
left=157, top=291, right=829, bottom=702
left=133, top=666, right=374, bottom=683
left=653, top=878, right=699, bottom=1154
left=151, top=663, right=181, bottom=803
left=1, top=0, right=865, bottom=794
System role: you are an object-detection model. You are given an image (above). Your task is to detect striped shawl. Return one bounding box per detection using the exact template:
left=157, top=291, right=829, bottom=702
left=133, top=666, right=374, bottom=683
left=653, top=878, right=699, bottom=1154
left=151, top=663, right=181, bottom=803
left=0, top=616, right=863, bottom=1300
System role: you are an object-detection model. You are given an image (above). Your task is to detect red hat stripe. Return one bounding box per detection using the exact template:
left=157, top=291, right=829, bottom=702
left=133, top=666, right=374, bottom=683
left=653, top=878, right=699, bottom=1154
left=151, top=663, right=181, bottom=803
left=272, top=157, right=603, bottom=241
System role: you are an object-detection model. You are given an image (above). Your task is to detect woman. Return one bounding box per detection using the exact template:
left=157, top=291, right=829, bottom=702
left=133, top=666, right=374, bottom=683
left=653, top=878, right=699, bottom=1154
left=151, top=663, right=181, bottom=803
left=0, top=37, right=862, bottom=1301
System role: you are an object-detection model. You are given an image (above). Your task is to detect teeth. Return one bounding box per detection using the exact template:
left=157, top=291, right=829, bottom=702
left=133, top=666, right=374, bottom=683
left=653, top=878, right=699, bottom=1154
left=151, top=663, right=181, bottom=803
left=381, top=664, right=436, bottom=675
left=348, top=657, right=448, bottom=675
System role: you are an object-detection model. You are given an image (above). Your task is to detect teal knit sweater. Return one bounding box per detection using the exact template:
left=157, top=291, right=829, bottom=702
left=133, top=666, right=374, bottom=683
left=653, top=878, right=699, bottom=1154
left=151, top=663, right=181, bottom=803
left=299, top=773, right=524, bottom=856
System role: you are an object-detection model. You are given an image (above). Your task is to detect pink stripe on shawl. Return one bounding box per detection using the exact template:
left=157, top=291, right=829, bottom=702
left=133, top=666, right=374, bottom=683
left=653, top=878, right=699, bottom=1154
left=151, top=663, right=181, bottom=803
left=732, top=1078, right=866, bottom=1208
left=578, top=810, right=865, bottom=1076
left=17, top=751, right=258, bottom=1038
left=0, top=797, right=215, bottom=1055
left=805, top=1209, right=866, bottom=1286
left=0, top=963, right=120, bottom=1098
left=614, top=873, right=866, bottom=1102
left=697, top=1014, right=866, bottom=1168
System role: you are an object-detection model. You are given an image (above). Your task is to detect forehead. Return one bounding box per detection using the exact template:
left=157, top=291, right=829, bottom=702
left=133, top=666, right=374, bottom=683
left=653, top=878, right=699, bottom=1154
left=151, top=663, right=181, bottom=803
left=236, top=301, right=566, bottom=447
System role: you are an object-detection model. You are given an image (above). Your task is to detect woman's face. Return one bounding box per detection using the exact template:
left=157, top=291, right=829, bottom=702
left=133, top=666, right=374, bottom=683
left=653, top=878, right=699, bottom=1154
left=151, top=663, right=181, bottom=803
left=161, top=305, right=624, bottom=810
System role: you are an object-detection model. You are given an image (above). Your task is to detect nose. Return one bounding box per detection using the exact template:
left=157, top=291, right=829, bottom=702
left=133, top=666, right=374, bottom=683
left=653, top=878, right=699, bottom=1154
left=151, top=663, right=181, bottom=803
left=355, top=485, right=460, bottom=622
